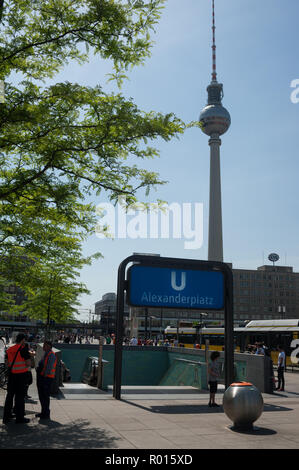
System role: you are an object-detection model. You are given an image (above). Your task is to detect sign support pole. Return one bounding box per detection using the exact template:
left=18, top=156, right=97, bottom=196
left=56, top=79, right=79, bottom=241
left=113, top=256, right=127, bottom=399
left=224, top=265, right=234, bottom=388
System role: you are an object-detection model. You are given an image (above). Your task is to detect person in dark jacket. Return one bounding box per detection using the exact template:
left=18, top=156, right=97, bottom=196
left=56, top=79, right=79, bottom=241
left=3, top=333, right=31, bottom=424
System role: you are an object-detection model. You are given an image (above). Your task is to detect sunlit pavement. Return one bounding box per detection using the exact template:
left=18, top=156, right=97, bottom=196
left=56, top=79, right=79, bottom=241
left=1, top=371, right=299, bottom=449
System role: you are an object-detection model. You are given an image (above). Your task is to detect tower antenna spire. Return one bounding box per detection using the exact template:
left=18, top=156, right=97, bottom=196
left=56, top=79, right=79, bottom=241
left=212, top=0, right=217, bottom=82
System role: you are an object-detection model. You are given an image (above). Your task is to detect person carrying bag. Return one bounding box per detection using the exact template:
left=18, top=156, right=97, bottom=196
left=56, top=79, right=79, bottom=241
left=0, top=340, right=20, bottom=385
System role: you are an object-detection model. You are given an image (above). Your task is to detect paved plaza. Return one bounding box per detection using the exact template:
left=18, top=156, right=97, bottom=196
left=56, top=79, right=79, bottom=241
left=1, top=371, right=299, bottom=450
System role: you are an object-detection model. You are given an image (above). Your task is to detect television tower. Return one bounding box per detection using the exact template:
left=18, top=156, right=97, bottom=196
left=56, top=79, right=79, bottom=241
left=199, top=0, right=231, bottom=262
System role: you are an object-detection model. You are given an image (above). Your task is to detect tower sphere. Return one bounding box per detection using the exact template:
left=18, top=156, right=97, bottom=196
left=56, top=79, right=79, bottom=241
left=199, top=103, right=231, bottom=137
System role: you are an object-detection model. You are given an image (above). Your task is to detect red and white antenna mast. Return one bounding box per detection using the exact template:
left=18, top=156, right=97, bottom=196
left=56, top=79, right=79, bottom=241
left=211, top=0, right=217, bottom=82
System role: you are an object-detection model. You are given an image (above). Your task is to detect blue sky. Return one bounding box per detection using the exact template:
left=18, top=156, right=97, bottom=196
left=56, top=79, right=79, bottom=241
left=44, top=0, right=299, bottom=320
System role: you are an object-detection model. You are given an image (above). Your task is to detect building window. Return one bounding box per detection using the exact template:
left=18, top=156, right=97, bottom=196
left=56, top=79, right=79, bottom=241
left=240, top=290, right=249, bottom=296
left=239, top=306, right=248, bottom=312
left=240, top=281, right=249, bottom=287
left=239, top=273, right=249, bottom=279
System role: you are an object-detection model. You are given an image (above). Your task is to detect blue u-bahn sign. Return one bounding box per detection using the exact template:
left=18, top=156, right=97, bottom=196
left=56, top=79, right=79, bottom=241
left=128, top=265, right=224, bottom=310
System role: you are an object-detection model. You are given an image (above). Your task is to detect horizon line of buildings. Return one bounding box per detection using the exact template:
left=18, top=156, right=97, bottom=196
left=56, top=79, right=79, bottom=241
left=94, top=262, right=299, bottom=338
left=1, top=260, right=298, bottom=336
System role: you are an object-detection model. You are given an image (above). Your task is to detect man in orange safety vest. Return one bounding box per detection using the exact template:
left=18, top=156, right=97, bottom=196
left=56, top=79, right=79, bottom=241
left=35, top=340, right=57, bottom=420
left=3, top=333, right=31, bottom=424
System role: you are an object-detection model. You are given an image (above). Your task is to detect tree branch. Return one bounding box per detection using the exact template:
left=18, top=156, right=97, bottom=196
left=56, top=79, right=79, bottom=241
left=0, top=157, right=54, bottom=200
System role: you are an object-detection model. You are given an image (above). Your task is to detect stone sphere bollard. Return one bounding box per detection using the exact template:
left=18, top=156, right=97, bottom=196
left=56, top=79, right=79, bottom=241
left=223, top=382, right=264, bottom=431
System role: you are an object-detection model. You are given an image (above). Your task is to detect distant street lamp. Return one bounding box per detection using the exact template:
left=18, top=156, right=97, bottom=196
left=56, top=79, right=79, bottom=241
left=160, top=308, right=163, bottom=339
left=45, top=272, right=58, bottom=340
left=149, top=316, right=156, bottom=339
left=195, top=312, right=208, bottom=347
left=102, top=306, right=111, bottom=335
left=144, top=307, right=148, bottom=340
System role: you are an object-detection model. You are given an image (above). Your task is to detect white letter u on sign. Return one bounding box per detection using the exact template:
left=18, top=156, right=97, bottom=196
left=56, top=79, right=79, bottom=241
left=171, top=271, right=186, bottom=291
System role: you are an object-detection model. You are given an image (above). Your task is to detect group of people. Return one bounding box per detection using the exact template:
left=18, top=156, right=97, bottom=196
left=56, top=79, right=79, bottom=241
left=2, top=333, right=57, bottom=424
left=246, top=342, right=269, bottom=355
left=127, top=336, right=173, bottom=346
left=246, top=342, right=285, bottom=390
left=57, top=333, right=96, bottom=344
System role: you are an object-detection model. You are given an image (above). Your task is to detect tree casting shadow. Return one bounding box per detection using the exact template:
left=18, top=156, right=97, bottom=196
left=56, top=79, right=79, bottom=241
left=0, top=418, right=120, bottom=449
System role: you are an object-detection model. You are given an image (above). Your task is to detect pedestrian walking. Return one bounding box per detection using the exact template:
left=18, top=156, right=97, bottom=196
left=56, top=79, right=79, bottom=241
left=36, top=340, right=57, bottom=420
left=208, top=351, right=221, bottom=407
left=276, top=345, right=286, bottom=391
left=2, top=333, right=31, bottom=424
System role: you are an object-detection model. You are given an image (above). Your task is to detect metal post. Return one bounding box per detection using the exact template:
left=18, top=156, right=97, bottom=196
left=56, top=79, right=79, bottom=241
left=46, top=289, right=53, bottom=341
left=224, top=264, right=234, bottom=388
left=205, top=338, right=210, bottom=387
left=144, top=307, right=148, bottom=341
left=113, top=260, right=126, bottom=399
left=149, top=316, right=156, bottom=341
left=97, top=336, right=104, bottom=389
left=107, top=305, right=110, bottom=335
left=199, top=324, right=202, bottom=349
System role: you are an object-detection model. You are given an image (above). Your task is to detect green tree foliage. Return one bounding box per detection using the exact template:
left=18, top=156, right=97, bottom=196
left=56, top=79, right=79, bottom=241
left=0, top=0, right=185, bottom=320
left=9, top=246, right=102, bottom=322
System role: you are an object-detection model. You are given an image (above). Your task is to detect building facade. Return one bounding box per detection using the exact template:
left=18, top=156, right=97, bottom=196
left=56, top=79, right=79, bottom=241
left=232, top=264, right=299, bottom=321
left=94, top=292, right=129, bottom=336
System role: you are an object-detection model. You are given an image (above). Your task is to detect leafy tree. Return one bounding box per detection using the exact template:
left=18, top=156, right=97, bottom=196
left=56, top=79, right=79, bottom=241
left=0, top=0, right=185, bottom=319
left=0, top=275, right=16, bottom=312
left=12, top=248, right=102, bottom=323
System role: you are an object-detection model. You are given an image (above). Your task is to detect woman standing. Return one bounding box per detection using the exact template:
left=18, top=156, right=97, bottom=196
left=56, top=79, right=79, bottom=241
left=276, top=345, right=286, bottom=391
left=208, top=351, right=221, bottom=407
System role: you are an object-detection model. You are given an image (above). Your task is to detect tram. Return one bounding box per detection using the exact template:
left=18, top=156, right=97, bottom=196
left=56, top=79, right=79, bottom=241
left=164, top=319, right=299, bottom=366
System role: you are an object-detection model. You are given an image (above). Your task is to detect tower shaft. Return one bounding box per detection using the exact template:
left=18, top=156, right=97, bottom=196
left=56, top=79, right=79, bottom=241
left=208, top=135, right=223, bottom=262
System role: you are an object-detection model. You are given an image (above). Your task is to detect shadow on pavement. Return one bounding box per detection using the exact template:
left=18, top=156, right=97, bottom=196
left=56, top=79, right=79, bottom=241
left=150, top=404, right=224, bottom=414
left=122, top=401, right=224, bottom=414
left=227, top=425, right=277, bottom=436
left=263, top=403, right=293, bottom=412
left=122, top=400, right=293, bottom=415
left=0, top=418, right=119, bottom=449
